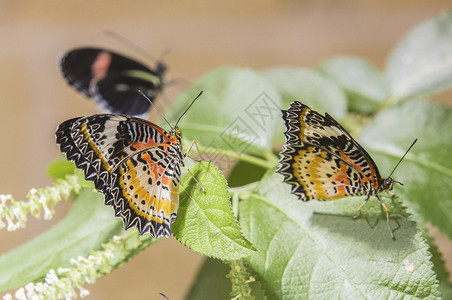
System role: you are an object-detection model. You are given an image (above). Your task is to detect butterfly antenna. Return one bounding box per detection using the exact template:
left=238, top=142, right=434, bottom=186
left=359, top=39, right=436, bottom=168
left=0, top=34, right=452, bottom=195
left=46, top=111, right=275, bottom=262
left=103, top=30, right=159, bottom=63
left=388, top=139, right=418, bottom=178
left=159, top=292, right=170, bottom=300
left=158, top=48, right=171, bottom=62
left=138, top=90, right=173, bottom=130
left=175, top=91, right=203, bottom=127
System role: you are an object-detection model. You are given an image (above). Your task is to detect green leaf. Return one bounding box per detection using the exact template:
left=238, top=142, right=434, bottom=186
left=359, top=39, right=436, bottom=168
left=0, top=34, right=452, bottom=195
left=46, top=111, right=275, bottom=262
left=168, top=67, right=281, bottom=156
left=359, top=99, right=452, bottom=240
left=262, top=67, right=347, bottom=119
left=239, top=172, right=441, bottom=299
left=385, top=10, right=452, bottom=101
left=173, top=161, right=256, bottom=260
left=228, top=160, right=267, bottom=188
left=47, top=158, right=76, bottom=180
left=424, top=229, right=452, bottom=299
left=262, top=67, right=347, bottom=146
left=317, top=56, right=389, bottom=114
left=47, top=159, right=94, bottom=189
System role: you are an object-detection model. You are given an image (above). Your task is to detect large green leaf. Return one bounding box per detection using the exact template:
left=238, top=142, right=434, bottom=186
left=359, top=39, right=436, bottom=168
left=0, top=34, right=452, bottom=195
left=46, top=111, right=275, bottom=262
left=167, top=67, right=281, bottom=156
left=173, top=161, right=256, bottom=260
left=385, top=10, right=452, bottom=101
left=317, top=56, right=389, bottom=114
left=262, top=67, right=347, bottom=120
left=424, top=229, right=452, bottom=299
left=0, top=190, right=131, bottom=292
left=262, top=67, right=347, bottom=146
left=359, top=99, right=452, bottom=240
left=239, top=172, right=440, bottom=299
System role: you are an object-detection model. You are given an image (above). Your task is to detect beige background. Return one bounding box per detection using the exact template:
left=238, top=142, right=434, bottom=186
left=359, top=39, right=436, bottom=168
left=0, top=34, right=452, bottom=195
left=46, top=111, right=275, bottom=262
left=0, top=1, right=451, bottom=299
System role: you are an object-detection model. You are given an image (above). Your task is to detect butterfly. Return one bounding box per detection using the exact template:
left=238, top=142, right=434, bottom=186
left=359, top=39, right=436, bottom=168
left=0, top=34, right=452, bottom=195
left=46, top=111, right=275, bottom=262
left=276, top=101, right=416, bottom=239
left=55, top=93, right=202, bottom=238
left=60, top=47, right=166, bottom=116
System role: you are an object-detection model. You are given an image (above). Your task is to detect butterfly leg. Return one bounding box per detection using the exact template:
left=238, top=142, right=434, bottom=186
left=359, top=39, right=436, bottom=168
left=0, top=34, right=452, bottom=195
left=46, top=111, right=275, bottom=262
left=353, top=193, right=371, bottom=220
left=185, top=140, right=199, bottom=159
left=185, top=139, right=209, bottom=163
left=184, top=164, right=206, bottom=193
left=376, top=194, right=395, bottom=240
left=183, top=140, right=206, bottom=193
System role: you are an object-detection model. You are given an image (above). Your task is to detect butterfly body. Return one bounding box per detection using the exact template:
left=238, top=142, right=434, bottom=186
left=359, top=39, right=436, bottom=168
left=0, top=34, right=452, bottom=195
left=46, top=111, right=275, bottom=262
left=60, top=48, right=166, bottom=116
left=56, top=114, right=184, bottom=238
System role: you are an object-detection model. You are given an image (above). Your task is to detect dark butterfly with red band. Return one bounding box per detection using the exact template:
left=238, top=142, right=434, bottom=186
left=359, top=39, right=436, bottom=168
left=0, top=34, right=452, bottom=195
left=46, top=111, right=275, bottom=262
left=60, top=47, right=166, bottom=116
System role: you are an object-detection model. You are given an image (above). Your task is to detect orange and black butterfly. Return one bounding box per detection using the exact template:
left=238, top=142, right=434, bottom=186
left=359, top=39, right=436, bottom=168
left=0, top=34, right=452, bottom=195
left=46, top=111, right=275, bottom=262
left=56, top=93, right=202, bottom=238
left=277, top=101, right=416, bottom=238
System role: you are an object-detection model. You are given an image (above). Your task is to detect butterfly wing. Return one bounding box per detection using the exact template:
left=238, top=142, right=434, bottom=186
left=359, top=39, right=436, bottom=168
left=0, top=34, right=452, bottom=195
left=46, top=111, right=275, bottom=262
left=278, top=143, right=373, bottom=200
left=56, top=114, right=182, bottom=237
left=277, top=101, right=382, bottom=200
left=94, top=72, right=162, bottom=115
left=60, top=48, right=165, bottom=116
left=56, top=114, right=130, bottom=193
left=108, top=147, right=182, bottom=237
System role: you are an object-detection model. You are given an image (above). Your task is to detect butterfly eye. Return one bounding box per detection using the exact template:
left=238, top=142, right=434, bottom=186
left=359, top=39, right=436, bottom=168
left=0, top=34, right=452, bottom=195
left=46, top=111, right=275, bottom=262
left=383, top=177, right=394, bottom=190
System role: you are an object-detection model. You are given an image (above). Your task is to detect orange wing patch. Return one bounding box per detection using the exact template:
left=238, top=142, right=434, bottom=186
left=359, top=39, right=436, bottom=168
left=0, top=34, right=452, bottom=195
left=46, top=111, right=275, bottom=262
left=281, top=143, right=371, bottom=200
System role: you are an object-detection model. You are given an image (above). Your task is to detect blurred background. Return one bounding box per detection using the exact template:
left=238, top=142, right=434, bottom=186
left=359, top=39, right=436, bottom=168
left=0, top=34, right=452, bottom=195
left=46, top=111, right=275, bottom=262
left=0, top=1, right=451, bottom=299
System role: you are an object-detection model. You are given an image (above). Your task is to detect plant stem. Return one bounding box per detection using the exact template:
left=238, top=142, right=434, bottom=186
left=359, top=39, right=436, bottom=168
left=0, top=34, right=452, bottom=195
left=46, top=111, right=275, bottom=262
left=184, top=138, right=276, bottom=169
